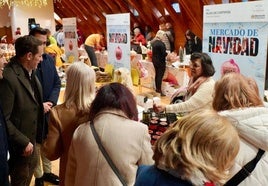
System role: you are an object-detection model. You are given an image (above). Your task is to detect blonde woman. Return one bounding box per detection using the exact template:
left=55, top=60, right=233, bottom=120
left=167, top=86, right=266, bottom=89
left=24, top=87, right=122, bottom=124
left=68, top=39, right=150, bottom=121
left=42, top=62, right=96, bottom=186
left=135, top=109, right=240, bottom=186
left=213, top=73, right=268, bottom=185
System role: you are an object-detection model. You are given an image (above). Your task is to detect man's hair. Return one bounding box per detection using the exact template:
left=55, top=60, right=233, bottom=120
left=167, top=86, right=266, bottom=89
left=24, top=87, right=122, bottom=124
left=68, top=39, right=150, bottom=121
left=29, top=27, right=47, bottom=36
left=55, top=24, right=63, bottom=31
left=15, top=35, right=43, bottom=57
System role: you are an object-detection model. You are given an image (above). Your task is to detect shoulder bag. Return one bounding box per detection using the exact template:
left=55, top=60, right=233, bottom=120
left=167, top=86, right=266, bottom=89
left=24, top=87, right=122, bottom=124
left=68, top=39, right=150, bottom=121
left=90, top=121, right=127, bottom=186
left=224, top=148, right=265, bottom=186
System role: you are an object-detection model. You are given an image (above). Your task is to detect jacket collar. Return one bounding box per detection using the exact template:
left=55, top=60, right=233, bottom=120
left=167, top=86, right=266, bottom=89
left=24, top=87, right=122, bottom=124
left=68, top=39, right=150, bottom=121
left=157, top=162, right=211, bottom=185
left=95, top=109, right=129, bottom=120
left=9, top=59, right=42, bottom=104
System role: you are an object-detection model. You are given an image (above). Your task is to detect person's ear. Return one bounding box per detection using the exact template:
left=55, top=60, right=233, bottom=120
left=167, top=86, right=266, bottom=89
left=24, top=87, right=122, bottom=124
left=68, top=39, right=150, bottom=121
left=26, top=52, right=33, bottom=60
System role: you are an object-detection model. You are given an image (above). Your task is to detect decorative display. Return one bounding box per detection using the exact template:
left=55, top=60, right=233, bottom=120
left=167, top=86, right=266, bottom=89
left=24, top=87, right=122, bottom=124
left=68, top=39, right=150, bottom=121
left=63, top=17, right=79, bottom=63
left=203, top=1, right=268, bottom=97
left=0, top=0, right=47, bottom=8
left=106, top=13, right=131, bottom=70
left=115, top=46, right=122, bottom=60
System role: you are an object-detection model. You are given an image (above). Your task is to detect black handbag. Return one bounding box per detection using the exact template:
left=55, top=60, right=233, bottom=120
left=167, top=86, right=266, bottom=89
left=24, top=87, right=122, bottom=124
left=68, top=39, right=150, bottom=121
left=224, top=148, right=265, bottom=186
left=90, top=122, right=127, bottom=186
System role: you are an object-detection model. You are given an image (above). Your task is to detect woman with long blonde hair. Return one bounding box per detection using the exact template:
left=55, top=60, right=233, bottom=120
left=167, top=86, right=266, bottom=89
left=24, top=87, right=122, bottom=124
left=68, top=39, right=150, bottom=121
left=42, top=62, right=96, bottom=186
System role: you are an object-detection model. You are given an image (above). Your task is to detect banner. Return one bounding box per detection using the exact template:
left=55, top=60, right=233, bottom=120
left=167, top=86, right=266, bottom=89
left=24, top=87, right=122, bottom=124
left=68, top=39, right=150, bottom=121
left=203, top=1, right=268, bottom=96
left=106, top=13, right=131, bottom=70
left=62, top=17, right=79, bottom=63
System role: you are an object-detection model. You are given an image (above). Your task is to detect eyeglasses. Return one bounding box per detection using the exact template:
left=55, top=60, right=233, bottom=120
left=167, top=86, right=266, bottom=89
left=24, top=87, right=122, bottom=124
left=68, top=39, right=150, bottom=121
left=189, top=61, right=201, bottom=68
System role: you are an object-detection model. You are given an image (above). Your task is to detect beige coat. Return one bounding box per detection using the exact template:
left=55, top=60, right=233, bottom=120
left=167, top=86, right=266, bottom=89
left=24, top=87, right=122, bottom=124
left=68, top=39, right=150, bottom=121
left=65, top=109, right=154, bottom=186
left=42, top=103, right=90, bottom=186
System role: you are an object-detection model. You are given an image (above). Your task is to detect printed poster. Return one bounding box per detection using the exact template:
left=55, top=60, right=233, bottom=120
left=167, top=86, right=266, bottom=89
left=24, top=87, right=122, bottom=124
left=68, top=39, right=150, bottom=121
left=203, top=1, right=268, bottom=97
left=62, top=17, right=79, bottom=63
left=106, top=13, right=131, bottom=70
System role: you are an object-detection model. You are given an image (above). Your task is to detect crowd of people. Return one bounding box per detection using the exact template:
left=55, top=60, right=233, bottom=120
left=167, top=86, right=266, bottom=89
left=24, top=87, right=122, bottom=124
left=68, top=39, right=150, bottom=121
left=0, top=22, right=267, bottom=186
left=131, top=22, right=177, bottom=54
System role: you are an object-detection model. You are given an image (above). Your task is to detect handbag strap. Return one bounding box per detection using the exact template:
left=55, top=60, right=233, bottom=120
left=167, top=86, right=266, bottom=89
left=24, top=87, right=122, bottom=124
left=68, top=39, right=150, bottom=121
left=224, top=148, right=265, bottom=186
left=90, top=122, right=127, bottom=186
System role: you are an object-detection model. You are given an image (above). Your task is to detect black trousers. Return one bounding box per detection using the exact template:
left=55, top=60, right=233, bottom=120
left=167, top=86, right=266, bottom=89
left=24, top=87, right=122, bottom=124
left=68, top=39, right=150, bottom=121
left=84, top=45, right=98, bottom=67
left=153, top=64, right=166, bottom=93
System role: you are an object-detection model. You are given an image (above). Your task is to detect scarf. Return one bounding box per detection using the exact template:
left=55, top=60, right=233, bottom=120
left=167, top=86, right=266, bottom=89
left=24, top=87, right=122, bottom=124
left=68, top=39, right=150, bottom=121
left=185, top=76, right=209, bottom=100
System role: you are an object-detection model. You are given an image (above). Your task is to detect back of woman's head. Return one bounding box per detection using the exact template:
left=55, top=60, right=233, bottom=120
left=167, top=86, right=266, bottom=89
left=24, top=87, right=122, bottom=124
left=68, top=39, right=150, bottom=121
left=185, top=29, right=195, bottom=39
left=64, top=62, right=96, bottom=112
left=89, top=82, right=138, bottom=121
left=213, top=73, right=263, bottom=111
left=153, top=109, right=240, bottom=185
left=191, top=52, right=215, bottom=77
left=155, top=30, right=166, bottom=42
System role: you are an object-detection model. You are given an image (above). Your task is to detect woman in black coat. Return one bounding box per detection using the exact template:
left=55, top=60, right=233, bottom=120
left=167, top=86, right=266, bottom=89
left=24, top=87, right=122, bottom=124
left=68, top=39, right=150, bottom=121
left=184, top=29, right=202, bottom=55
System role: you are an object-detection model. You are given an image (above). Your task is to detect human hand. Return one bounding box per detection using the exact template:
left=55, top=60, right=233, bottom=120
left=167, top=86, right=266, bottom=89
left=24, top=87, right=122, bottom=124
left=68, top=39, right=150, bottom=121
left=23, top=142, right=33, bottom=157
left=153, top=103, right=165, bottom=113
left=43, top=102, right=53, bottom=113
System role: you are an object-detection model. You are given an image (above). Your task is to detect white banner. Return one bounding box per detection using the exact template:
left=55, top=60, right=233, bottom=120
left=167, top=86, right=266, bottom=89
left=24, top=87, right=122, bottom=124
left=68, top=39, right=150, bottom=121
left=203, top=1, right=268, bottom=97
left=62, top=17, right=79, bottom=63
left=106, top=13, right=131, bottom=70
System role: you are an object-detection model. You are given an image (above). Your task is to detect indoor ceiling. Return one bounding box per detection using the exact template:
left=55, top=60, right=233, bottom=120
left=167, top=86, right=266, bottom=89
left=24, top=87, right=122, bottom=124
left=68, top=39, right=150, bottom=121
left=53, top=0, right=252, bottom=49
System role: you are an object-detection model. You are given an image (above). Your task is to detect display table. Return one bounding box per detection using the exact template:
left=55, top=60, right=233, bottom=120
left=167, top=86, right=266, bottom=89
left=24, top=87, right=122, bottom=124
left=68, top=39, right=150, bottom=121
left=94, top=52, right=190, bottom=94
left=146, top=112, right=178, bottom=145
left=131, top=59, right=190, bottom=96
left=95, top=51, right=108, bottom=69
left=0, top=43, right=15, bottom=61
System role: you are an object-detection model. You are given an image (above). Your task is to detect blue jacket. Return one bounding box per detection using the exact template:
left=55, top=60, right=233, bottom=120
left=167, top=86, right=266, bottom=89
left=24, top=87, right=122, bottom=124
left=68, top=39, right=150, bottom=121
left=36, top=54, right=61, bottom=137
left=0, top=105, right=8, bottom=159
left=36, top=53, right=61, bottom=106
left=0, top=104, right=9, bottom=186
left=135, top=165, right=193, bottom=186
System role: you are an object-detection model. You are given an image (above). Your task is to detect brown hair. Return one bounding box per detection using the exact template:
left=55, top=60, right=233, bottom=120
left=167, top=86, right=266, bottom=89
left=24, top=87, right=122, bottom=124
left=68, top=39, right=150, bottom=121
left=89, top=83, right=138, bottom=121
left=190, top=52, right=215, bottom=77
left=15, top=35, right=43, bottom=57
left=213, top=73, right=263, bottom=111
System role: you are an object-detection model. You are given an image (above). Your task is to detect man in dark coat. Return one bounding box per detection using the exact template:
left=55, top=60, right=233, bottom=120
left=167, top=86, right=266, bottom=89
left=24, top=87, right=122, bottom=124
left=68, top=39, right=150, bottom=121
left=0, top=35, right=44, bottom=186
left=29, top=27, right=61, bottom=186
